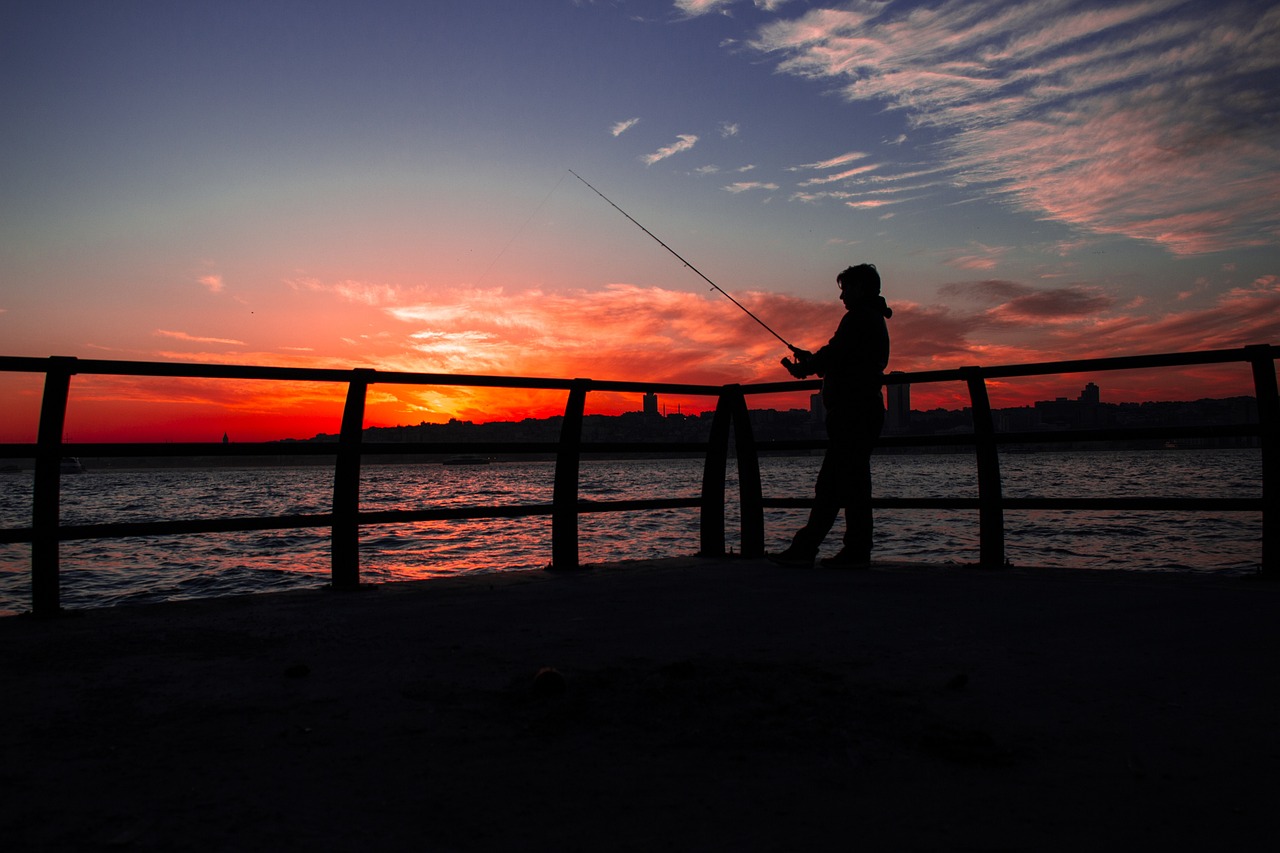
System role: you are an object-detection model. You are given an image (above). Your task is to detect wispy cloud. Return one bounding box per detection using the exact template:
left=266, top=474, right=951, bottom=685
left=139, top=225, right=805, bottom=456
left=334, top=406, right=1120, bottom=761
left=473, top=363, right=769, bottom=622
left=790, top=151, right=870, bottom=171
left=285, top=277, right=399, bottom=306
left=674, top=0, right=734, bottom=16
left=197, top=274, right=224, bottom=294
left=677, top=0, right=792, bottom=15
left=154, top=329, right=246, bottom=346
left=642, top=133, right=699, bottom=165
left=797, top=163, right=882, bottom=186
left=719, top=121, right=740, bottom=137
left=724, top=181, right=779, bottom=193
left=749, top=0, right=1280, bottom=254
left=611, top=117, right=640, bottom=136
left=943, top=244, right=1014, bottom=272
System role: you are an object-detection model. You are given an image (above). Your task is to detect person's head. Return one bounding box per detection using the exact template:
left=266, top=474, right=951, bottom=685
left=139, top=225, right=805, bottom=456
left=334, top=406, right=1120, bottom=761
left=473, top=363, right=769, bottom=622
left=837, top=264, right=880, bottom=297
left=837, top=264, right=892, bottom=317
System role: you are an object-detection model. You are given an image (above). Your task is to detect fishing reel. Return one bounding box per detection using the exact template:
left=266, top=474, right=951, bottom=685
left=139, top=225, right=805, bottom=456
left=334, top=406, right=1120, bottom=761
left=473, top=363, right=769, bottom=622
left=781, top=348, right=814, bottom=379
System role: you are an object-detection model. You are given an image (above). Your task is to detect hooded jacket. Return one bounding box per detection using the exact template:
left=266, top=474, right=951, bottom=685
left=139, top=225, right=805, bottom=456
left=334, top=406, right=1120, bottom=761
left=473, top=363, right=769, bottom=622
left=806, top=295, right=891, bottom=413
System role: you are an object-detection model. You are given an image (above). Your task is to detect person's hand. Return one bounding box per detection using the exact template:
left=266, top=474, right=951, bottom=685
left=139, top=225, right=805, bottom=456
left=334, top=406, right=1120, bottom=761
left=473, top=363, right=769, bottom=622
left=781, top=357, right=809, bottom=378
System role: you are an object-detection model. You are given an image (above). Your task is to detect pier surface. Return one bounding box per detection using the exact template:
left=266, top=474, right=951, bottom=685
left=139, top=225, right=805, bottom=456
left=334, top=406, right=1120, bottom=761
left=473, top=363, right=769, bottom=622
left=2, top=557, right=1277, bottom=851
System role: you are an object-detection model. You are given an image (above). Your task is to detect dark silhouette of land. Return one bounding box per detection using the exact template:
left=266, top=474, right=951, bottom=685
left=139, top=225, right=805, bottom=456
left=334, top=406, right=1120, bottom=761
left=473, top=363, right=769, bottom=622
left=322, top=390, right=1259, bottom=449
left=2, top=557, right=1276, bottom=850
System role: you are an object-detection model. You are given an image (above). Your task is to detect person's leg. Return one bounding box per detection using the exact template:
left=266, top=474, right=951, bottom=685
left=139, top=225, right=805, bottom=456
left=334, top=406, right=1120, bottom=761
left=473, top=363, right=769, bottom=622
left=831, top=404, right=884, bottom=566
left=774, top=417, right=855, bottom=564
left=839, top=442, right=874, bottom=560
left=785, top=448, right=845, bottom=557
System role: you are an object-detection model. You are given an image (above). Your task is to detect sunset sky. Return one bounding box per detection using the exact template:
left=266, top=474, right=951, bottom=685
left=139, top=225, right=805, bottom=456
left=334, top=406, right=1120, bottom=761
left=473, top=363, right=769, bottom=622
left=2, top=0, right=1278, bottom=442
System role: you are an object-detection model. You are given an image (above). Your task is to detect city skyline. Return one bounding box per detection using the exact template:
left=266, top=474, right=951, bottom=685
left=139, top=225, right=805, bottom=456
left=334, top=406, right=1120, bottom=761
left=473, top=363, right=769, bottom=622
left=3, top=1, right=1278, bottom=442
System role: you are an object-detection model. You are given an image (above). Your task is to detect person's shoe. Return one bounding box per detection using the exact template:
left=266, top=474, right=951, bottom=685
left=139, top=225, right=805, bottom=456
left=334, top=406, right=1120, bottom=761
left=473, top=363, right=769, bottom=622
left=820, top=549, right=871, bottom=569
left=768, top=547, right=816, bottom=568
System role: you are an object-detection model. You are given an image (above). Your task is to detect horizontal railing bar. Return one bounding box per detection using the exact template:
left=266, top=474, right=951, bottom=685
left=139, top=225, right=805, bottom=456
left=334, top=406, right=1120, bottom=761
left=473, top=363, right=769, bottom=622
left=360, top=497, right=701, bottom=525
left=0, top=496, right=708, bottom=544
left=1, top=513, right=335, bottom=543
left=0, top=356, right=731, bottom=397
left=1, top=508, right=552, bottom=543
left=7, top=345, right=1271, bottom=392
left=1000, top=497, right=1264, bottom=511
left=762, top=497, right=1264, bottom=512
left=968, top=347, right=1277, bottom=380
left=743, top=345, right=1277, bottom=396
left=573, top=497, right=702, bottom=513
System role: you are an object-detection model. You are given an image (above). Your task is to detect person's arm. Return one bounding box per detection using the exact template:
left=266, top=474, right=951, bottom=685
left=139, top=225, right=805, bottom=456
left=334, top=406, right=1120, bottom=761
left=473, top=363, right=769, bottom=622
left=805, top=313, right=857, bottom=376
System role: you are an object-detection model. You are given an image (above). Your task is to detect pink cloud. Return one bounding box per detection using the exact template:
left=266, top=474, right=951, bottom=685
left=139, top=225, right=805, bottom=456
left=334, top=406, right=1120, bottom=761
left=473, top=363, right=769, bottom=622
left=750, top=0, right=1280, bottom=254
left=642, top=134, right=699, bottom=166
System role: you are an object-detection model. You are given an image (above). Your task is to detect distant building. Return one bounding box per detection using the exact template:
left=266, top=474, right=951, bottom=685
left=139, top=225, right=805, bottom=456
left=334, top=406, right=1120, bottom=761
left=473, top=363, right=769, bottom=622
left=1036, top=382, right=1106, bottom=428
left=809, top=392, right=825, bottom=423
left=643, top=392, right=659, bottom=417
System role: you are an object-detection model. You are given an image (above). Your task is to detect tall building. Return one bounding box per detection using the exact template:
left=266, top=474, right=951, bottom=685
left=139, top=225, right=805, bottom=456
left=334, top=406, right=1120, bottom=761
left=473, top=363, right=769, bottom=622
left=643, top=391, right=659, bottom=416
left=809, top=392, right=825, bottom=423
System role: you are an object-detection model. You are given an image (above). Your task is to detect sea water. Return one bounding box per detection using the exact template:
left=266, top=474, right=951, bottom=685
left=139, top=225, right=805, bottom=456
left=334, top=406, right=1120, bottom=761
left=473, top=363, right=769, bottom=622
left=0, top=448, right=1263, bottom=613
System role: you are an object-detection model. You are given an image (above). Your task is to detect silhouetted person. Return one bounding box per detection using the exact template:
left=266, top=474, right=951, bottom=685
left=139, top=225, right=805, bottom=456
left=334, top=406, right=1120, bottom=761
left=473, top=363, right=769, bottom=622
left=770, top=263, right=892, bottom=568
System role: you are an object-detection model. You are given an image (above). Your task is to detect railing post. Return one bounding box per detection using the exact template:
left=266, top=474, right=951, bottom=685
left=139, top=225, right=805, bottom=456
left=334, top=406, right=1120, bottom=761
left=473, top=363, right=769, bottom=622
left=550, top=379, right=589, bottom=570
left=701, top=385, right=764, bottom=557
left=32, top=357, right=76, bottom=616
left=699, top=388, right=733, bottom=556
left=331, top=369, right=373, bottom=590
left=962, top=367, right=1005, bottom=569
left=729, top=387, right=765, bottom=557
left=1246, top=345, right=1279, bottom=579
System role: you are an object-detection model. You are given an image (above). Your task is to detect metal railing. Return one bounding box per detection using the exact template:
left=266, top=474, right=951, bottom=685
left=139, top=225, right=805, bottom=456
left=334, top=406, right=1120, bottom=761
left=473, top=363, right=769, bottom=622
left=2, top=344, right=1276, bottom=616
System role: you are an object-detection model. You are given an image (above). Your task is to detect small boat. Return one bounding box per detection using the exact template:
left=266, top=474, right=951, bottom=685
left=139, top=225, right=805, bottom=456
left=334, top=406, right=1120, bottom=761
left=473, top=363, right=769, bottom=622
left=60, top=457, right=85, bottom=474
left=442, top=454, right=491, bottom=466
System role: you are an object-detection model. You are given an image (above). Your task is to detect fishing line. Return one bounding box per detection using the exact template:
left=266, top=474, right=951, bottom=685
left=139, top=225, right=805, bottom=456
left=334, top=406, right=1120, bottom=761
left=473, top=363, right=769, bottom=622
left=475, top=171, right=570, bottom=287
left=568, top=169, right=799, bottom=353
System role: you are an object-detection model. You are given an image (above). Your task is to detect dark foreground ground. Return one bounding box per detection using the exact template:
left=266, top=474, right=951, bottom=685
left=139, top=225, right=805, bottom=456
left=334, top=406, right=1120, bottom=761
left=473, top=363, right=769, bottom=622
left=2, top=557, right=1278, bottom=851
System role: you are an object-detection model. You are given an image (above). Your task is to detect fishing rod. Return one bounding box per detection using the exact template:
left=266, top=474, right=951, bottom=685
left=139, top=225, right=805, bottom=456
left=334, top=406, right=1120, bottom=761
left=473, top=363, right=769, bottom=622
left=569, top=170, right=800, bottom=354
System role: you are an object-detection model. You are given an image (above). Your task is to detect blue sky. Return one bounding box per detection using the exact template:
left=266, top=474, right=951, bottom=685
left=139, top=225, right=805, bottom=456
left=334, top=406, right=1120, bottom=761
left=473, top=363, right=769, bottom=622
left=2, top=0, right=1279, bottom=437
